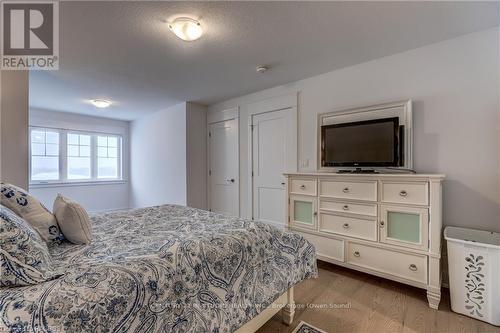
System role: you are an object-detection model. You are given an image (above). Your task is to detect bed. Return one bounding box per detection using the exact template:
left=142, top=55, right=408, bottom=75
left=0, top=204, right=317, bottom=332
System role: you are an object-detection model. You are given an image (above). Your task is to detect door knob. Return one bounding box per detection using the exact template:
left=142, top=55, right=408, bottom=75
left=281, top=182, right=286, bottom=185
left=227, top=178, right=235, bottom=183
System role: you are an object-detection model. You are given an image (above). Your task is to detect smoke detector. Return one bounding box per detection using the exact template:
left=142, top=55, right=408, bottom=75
left=256, top=66, right=268, bottom=73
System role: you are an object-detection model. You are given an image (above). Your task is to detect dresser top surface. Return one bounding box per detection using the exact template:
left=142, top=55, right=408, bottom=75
left=284, top=172, right=445, bottom=180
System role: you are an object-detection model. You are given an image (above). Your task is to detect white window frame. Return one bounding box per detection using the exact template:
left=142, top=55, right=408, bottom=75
left=66, top=132, right=93, bottom=181
left=95, top=134, right=122, bottom=180
left=29, top=126, right=123, bottom=186
left=29, top=128, right=61, bottom=183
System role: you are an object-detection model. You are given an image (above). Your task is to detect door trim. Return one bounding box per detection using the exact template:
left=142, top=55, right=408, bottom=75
left=247, top=93, right=298, bottom=222
left=208, top=107, right=239, bottom=124
left=207, top=107, right=240, bottom=216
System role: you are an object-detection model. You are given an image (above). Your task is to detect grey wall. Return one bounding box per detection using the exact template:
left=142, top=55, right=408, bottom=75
left=209, top=28, right=500, bottom=232
left=1, top=71, right=29, bottom=189
left=130, top=102, right=208, bottom=209
left=130, top=102, right=188, bottom=208
left=186, top=102, right=208, bottom=209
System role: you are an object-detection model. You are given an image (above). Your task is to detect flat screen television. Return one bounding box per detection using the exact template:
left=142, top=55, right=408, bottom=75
left=321, top=117, right=402, bottom=167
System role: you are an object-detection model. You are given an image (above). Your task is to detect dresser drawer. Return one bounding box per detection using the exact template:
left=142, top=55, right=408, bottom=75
left=320, top=200, right=377, bottom=217
left=295, top=231, right=344, bottom=263
left=320, top=180, right=377, bottom=202
left=320, top=213, right=377, bottom=241
left=347, top=242, right=427, bottom=284
left=382, top=182, right=428, bottom=205
left=290, top=179, right=317, bottom=196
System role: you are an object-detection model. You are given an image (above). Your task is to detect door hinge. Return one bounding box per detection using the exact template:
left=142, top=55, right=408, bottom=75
left=250, top=124, right=255, bottom=131
left=209, top=169, right=212, bottom=176
left=251, top=171, right=254, bottom=177
left=208, top=132, right=211, bottom=137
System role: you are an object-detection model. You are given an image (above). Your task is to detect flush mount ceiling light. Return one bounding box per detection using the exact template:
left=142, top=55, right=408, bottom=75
left=90, top=99, right=112, bottom=108
left=168, top=17, right=203, bottom=41
left=256, top=65, right=268, bottom=73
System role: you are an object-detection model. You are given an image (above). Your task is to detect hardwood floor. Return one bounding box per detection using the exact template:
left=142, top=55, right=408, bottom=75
left=258, top=261, right=500, bottom=333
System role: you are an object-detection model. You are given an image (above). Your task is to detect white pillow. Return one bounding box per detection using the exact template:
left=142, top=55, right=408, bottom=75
left=53, top=194, right=92, bottom=244
left=0, top=182, right=64, bottom=243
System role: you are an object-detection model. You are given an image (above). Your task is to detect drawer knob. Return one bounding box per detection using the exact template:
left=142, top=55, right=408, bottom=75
left=379, top=221, right=385, bottom=228
left=281, top=182, right=286, bottom=185
left=343, top=187, right=349, bottom=193
left=342, top=205, right=349, bottom=210
left=300, top=184, right=306, bottom=189
left=399, top=190, right=408, bottom=197
left=353, top=251, right=360, bottom=257
left=343, top=223, right=350, bottom=229
left=409, top=264, right=418, bottom=271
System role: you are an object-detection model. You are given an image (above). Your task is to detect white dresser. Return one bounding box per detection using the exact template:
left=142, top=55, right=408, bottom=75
left=285, top=172, right=445, bottom=309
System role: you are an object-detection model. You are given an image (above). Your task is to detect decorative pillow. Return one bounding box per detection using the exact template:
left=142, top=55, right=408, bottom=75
left=0, top=205, right=60, bottom=287
left=53, top=194, right=92, bottom=244
left=0, top=182, right=64, bottom=243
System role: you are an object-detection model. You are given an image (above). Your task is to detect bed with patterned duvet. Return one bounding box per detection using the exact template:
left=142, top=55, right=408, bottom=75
left=1, top=204, right=317, bottom=333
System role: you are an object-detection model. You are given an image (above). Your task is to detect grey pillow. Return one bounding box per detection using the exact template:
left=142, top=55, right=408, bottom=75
left=53, top=194, right=92, bottom=244
left=0, top=205, right=60, bottom=287
left=0, top=182, right=64, bottom=243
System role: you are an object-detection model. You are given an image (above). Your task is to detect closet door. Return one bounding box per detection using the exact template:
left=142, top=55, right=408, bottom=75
left=208, top=119, right=239, bottom=216
left=251, top=108, right=296, bottom=227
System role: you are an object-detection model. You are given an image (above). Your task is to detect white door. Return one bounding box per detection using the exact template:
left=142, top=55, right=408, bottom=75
left=252, top=108, right=296, bottom=227
left=209, top=119, right=239, bottom=216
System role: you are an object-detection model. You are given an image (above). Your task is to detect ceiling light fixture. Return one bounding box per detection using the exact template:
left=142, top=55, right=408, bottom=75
left=90, top=99, right=112, bottom=108
left=256, top=66, right=268, bottom=73
left=168, top=17, right=203, bottom=41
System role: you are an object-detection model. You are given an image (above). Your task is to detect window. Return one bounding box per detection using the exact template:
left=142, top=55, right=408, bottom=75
left=97, top=136, right=119, bottom=179
left=30, top=130, right=60, bottom=181
left=29, top=127, right=122, bottom=184
left=67, top=133, right=91, bottom=180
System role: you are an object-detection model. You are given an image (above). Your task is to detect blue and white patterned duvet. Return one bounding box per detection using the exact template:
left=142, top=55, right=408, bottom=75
left=0, top=205, right=317, bottom=332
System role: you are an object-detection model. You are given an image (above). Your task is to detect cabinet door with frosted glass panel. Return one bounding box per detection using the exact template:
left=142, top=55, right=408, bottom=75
left=289, top=195, right=317, bottom=230
left=379, top=205, right=428, bottom=251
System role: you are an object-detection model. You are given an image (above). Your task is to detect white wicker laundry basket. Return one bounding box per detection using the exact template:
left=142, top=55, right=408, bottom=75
left=444, top=226, right=500, bottom=326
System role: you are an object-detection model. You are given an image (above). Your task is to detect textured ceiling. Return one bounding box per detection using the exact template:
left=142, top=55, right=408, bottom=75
left=30, top=1, right=500, bottom=120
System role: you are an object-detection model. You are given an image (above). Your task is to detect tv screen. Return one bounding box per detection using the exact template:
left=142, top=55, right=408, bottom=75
left=321, top=117, right=400, bottom=167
